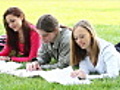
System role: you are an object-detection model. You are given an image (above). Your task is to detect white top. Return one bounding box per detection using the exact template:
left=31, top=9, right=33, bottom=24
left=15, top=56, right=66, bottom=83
left=79, top=38, right=120, bottom=78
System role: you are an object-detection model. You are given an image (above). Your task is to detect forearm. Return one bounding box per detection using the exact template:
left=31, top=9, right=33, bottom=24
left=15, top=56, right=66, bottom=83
left=41, top=62, right=69, bottom=70
left=0, top=45, right=11, bottom=56
left=86, top=73, right=118, bottom=80
left=11, top=56, right=34, bottom=62
left=37, top=51, right=51, bottom=65
left=37, top=57, right=46, bottom=64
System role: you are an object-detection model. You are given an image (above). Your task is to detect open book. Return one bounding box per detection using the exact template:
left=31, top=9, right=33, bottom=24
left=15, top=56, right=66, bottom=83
left=7, top=66, right=91, bottom=85
left=38, top=67, right=91, bottom=85
left=1, top=61, right=107, bottom=85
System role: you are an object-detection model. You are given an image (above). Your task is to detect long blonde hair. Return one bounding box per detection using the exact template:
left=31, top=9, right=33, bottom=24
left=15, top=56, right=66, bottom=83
left=70, top=20, right=99, bottom=66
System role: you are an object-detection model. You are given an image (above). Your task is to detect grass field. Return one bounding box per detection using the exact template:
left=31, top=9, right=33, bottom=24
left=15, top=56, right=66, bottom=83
left=0, top=0, right=120, bottom=90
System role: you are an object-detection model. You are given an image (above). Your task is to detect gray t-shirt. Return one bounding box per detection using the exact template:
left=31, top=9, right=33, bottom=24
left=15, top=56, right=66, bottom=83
left=37, top=28, right=71, bottom=69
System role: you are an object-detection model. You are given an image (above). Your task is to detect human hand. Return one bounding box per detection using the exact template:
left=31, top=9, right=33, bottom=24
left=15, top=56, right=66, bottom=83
left=0, top=56, right=10, bottom=61
left=71, top=70, right=86, bottom=79
left=26, top=61, right=42, bottom=71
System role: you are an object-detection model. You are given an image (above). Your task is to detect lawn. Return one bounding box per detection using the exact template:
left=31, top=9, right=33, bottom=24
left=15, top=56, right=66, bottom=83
left=0, top=0, right=120, bottom=90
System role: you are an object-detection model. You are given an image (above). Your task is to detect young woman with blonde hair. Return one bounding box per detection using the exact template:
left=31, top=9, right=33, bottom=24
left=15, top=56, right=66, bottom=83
left=70, top=20, right=120, bottom=79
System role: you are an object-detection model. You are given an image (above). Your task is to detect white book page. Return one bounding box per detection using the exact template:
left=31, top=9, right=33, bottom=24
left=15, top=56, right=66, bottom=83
left=7, top=69, right=41, bottom=77
left=38, top=66, right=91, bottom=85
left=4, top=66, right=91, bottom=85
left=0, top=61, right=22, bottom=73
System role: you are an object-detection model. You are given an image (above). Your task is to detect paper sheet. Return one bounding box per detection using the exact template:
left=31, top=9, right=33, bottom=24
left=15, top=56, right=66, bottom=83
left=38, top=66, right=91, bottom=85
left=0, top=61, right=22, bottom=73
left=7, top=69, right=41, bottom=77
left=1, top=61, right=112, bottom=85
left=6, top=66, right=91, bottom=85
left=0, top=61, right=91, bottom=85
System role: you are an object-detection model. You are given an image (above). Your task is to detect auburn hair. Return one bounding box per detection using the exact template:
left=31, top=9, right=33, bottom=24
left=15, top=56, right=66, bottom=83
left=3, top=7, right=31, bottom=56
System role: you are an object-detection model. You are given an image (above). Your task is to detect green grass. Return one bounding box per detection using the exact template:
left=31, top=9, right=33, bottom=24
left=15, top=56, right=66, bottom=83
left=0, top=0, right=120, bottom=90
left=0, top=74, right=120, bottom=90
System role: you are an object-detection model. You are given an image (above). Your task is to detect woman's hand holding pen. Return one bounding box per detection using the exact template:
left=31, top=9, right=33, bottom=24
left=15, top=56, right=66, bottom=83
left=71, top=70, right=86, bottom=79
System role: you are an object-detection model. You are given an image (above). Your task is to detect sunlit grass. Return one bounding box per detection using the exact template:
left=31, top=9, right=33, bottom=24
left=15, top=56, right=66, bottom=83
left=0, top=0, right=120, bottom=25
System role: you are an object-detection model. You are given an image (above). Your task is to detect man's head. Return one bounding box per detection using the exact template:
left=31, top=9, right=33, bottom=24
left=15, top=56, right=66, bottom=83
left=36, top=14, right=59, bottom=43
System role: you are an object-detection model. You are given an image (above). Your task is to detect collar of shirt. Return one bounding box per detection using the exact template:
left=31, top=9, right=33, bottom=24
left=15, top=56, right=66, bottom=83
left=50, top=28, right=62, bottom=49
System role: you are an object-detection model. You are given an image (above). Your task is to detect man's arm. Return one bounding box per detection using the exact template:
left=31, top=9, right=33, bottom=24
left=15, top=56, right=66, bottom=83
left=41, top=39, right=70, bottom=70
left=37, top=44, right=51, bottom=64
